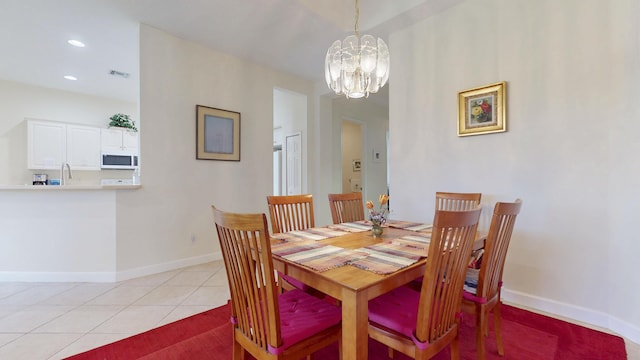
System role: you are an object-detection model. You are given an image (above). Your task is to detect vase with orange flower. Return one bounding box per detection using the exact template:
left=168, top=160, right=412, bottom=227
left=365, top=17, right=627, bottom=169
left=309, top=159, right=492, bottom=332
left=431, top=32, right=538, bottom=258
left=366, top=194, right=389, bottom=237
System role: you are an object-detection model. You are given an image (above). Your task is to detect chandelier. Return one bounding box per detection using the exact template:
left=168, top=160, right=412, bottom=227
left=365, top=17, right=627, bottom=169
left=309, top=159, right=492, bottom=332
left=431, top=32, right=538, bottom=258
left=324, top=0, right=390, bottom=99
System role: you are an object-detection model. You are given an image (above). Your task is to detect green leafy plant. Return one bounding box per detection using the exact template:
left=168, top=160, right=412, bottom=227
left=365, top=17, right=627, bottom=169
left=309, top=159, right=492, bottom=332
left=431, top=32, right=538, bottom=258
left=108, top=113, right=137, bottom=132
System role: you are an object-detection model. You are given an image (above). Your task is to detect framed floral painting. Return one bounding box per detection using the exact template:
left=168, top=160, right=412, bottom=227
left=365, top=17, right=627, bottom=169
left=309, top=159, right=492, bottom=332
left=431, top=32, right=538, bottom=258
left=457, top=81, right=506, bottom=137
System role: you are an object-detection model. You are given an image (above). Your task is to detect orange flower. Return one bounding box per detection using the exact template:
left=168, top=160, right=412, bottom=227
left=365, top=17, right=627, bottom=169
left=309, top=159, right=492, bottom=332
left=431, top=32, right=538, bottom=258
left=367, top=195, right=389, bottom=225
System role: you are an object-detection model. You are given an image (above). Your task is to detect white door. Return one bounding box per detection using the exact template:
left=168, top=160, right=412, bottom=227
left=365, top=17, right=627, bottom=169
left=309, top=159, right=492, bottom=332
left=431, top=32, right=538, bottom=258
left=285, top=132, right=301, bottom=195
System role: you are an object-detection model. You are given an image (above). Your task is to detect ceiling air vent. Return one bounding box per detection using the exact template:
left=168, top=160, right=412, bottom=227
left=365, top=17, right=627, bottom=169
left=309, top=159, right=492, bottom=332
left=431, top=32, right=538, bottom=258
left=109, top=70, right=130, bottom=78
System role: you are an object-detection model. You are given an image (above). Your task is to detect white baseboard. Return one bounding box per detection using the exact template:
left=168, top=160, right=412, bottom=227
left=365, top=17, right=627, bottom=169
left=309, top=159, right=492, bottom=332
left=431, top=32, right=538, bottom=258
left=0, top=271, right=117, bottom=282
left=503, top=287, right=640, bottom=345
left=0, top=252, right=223, bottom=283
left=115, top=252, right=223, bottom=282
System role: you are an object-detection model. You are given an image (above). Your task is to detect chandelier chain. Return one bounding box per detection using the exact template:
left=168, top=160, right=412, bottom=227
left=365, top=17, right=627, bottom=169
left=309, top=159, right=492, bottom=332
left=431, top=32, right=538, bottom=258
left=354, top=0, right=360, bottom=38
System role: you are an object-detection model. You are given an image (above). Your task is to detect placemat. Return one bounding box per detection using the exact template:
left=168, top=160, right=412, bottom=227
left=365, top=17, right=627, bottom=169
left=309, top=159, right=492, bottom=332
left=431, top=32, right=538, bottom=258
left=349, top=241, right=423, bottom=275
left=387, top=220, right=433, bottom=232
left=271, top=227, right=349, bottom=241
left=327, top=221, right=371, bottom=233
left=392, top=234, right=431, bottom=249
left=271, top=241, right=366, bottom=272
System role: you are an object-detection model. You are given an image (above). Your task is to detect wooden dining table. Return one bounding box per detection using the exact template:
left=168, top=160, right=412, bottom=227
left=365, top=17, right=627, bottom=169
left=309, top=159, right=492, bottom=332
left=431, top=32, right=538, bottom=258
left=271, top=225, right=484, bottom=360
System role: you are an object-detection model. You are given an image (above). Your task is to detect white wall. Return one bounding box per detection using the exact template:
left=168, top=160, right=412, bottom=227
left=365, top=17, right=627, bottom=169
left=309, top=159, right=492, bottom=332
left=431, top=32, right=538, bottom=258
left=388, top=0, right=640, bottom=341
left=0, top=80, right=136, bottom=185
left=113, top=25, right=315, bottom=273
left=310, top=91, right=337, bottom=227
left=0, top=190, right=117, bottom=281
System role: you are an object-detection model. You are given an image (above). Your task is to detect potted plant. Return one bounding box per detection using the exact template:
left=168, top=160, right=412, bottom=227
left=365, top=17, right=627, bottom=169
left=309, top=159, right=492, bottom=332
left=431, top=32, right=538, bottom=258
left=108, top=113, right=137, bottom=132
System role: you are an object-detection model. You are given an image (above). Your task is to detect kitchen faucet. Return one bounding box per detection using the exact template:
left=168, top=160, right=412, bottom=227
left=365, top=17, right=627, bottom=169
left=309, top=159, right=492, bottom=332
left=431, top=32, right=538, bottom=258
left=60, top=163, right=72, bottom=185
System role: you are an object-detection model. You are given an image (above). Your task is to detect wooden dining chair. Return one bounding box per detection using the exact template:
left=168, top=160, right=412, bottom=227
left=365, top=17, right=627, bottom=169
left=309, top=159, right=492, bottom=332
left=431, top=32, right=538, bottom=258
left=435, top=192, right=482, bottom=211
left=266, top=194, right=318, bottom=293
left=328, top=192, right=365, bottom=224
left=212, top=206, right=341, bottom=360
left=461, top=199, right=522, bottom=360
left=407, top=192, right=483, bottom=291
left=266, top=194, right=315, bottom=234
left=368, top=206, right=482, bottom=360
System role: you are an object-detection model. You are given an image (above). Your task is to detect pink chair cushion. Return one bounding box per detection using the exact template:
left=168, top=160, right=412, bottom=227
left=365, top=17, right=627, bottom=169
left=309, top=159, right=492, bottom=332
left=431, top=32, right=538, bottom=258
left=462, top=289, right=485, bottom=304
left=368, top=285, right=421, bottom=338
left=280, top=273, right=310, bottom=291
left=276, top=289, right=341, bottom=351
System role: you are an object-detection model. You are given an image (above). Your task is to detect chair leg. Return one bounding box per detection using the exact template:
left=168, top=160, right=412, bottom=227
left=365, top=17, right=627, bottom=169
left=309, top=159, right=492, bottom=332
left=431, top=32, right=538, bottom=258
left=484, top=309, right=489, bottom=337
left=232, top=338, right=244, bottom=360
left=277, top=277, right=284, bottom=294
left=388, top=347, right=395, bottom=359
left=494, top=302, right=505, bottom=356
left=476, top=307, right=487, bottom=360
left=450, top=336, right=460, bottom=360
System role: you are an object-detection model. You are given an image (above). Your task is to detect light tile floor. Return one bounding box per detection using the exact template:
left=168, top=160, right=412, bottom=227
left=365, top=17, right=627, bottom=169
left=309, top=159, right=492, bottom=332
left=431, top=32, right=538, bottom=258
left=0, top=260, right=638, bottom=360
left=0, top=261, right=230, bottom=360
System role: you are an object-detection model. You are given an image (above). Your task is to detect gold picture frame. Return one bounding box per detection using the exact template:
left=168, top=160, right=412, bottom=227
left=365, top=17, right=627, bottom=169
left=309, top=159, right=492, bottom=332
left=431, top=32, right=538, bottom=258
left=196, top=105, right=240, bottom=161
left=457, top=81, right=506, bottom=137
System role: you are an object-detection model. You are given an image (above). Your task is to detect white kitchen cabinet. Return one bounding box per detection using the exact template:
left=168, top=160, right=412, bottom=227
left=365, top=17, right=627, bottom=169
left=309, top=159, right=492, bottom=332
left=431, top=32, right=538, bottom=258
left=27, top=120, right=101, bottom=170
left=66, top=124, right=101, bottom=170
left=27, top=120, right=66, bottom=169
left=101, top=128, right=139, bottom=154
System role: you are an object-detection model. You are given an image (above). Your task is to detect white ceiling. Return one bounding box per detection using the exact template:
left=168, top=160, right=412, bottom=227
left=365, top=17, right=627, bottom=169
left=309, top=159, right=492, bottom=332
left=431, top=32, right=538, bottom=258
left=0, top=0, right=464, bottom=103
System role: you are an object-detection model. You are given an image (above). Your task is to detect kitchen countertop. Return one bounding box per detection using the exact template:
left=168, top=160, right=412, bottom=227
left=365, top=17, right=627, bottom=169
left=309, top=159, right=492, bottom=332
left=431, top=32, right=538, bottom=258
left=0, top=184, right=141, bottom=190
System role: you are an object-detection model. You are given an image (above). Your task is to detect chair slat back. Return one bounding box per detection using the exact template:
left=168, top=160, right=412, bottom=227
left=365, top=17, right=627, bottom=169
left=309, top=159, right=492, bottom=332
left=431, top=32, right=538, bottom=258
left=435, top=192, right=482, bottom=211
left=212, top=206, right=282, bottom=353
left=328, top=192, right=365, bottom=224
left=476, top=199, right=522, bottom=299
left=267, top=194, right=315, bottom=234
left=416, top=206, right=482, bottom=344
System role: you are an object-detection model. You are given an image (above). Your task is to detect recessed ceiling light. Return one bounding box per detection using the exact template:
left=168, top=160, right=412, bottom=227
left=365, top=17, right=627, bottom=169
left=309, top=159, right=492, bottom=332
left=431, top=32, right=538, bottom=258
left=64, top=75, right=77, bottom=81
left=67, top=39, right=85, bottom=47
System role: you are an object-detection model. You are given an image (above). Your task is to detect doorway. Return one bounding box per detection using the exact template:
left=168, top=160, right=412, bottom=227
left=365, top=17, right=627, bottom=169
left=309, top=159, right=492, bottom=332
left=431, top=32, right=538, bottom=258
left=273, top=88, right=307, bottom=196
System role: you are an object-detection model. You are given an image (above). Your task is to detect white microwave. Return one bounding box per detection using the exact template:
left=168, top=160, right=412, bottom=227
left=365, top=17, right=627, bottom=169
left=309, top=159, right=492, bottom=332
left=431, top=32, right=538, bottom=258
left=101, top=153, right=139, bottom=169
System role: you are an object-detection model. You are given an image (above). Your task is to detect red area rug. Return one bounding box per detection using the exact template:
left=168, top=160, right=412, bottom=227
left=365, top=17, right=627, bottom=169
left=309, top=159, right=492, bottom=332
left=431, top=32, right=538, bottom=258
left=66, top=302, right=626, bottom=360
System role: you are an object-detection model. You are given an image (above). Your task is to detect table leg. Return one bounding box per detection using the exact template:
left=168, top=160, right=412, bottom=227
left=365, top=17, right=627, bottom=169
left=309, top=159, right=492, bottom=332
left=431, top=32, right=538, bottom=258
left=342, top=289, right=368, bottom=360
